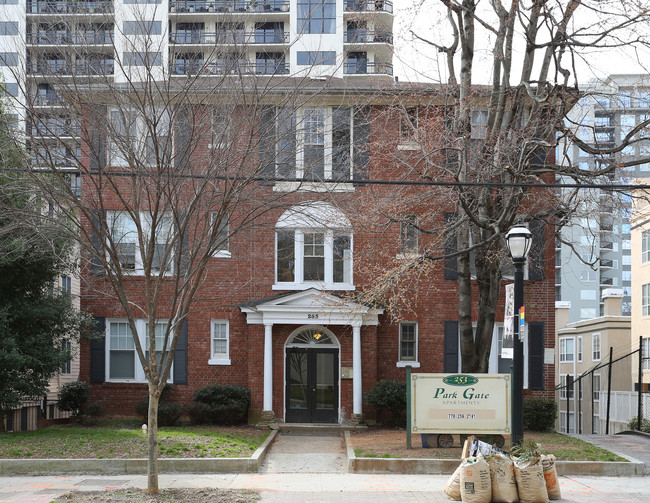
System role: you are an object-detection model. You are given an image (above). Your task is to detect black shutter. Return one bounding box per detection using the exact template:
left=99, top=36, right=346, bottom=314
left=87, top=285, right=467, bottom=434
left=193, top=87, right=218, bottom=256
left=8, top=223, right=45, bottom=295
left=90, top=210, right=105, bottom=275
left=175, top=105, right=191, bottom=171
left=90, top=105, right=107, bottom=170
left=276, top=108, right=295, bottom=178
left=332, top=107, right=351, bottom=180
left=259, top=106, right=276, bottom=181
left=528, top=321, right=544, bottom=390
left=90, top=316, right=106, bottom=383
left=444, top=212, right=458, bottom=280
left=444, top=321, right=459, bottom=373
left=173, top=319, right=188, bottom=384
left=353, top=106, right=370, bottom=183
left=528, top=219, right=545, bottom=281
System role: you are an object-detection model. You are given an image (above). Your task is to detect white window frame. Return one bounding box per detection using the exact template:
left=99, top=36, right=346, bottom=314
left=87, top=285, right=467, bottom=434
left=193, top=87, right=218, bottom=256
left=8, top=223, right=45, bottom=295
left=210, top=107, right=232, bottom=150
left=643, top=284, right=650, bottom=316
left=559, top=337, right=575, bottom=363
left=398, top=107, right=419, bottom=149
left=577, top=335, right=583, bottom=363
left=210, top=212, right=231, bottom=258
left=643, top=230, right=650, bottom=263
left=592, top=333, right=601, bottom=361
left=558, top=411, right=575, bottom=433
left=642, top=338, right=650, bottom=371
left=209, top=319, right=230, bottom=365
left=398, top=214, right=419, bottom=256
left=274, top=228, right=354, bottom=291
left=560, top=374, right=574, bottom=400
left=107, top=211, right=173, bottom=276
left=109, top=107, right=171, bottom=167
left=106, top=318, right=173, bottom=383
left=397, top=322, right=418, bottom=365
left=593, top=373, right=601, bottom=401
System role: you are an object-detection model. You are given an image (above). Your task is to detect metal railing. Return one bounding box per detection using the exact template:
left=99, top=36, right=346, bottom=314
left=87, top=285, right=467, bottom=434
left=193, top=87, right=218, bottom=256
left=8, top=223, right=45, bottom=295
left=344, top=0, right=393, bottom=14
left=26, top=32, right=114, bottom=45
left=171, top=60, right=289, bottom=75
left=169, top=30, right=289, bottom=44
left=344, top=61, right=393, bottom=75
left=170, top=0, right=289, bottom=13
left=28, top=61, right=115, bottom=76
left=343, top=30, right=393, bottom=44
left=28, top=1, right=114, bottom=14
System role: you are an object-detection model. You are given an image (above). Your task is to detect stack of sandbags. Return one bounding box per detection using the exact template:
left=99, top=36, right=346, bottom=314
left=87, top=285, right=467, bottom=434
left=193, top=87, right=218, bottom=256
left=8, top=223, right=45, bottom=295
left=486, top=452, right=519, bottom=503
left=540, top=454, right=561, bottom=500
left=459, top=454, right=491, bottom=503
left=513, top=456, right=550, bottom=503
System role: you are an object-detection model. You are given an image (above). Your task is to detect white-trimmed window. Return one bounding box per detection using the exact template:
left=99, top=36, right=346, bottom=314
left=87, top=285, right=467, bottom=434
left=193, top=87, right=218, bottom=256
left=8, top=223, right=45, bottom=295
left=61, top=340, right=72, bottom=374
left=209, top=320, right=230, bottom=365
left=399, top=107, right=419, bottom=145
left=211, top=212, right=230, bottom=258
left=642, top=338, right=650, bottom=371
left=592, top=333, right=601, bottom=361
left=211, top=107, right=231, bottom=150
left=577, top=336, right=583, bottom=362
left=400, top=214, right=419, bottom=255
left=560, top=374, right=574, bottom=399
left=398, top=322, right=417, bottom=363
left=643, top=284, right=650, bottom=316
left=107, top=319, right=172, bottom=382
left=559, top=337, right=575, bottom=363
left=107, top=211, right=173, bottom=275
left=109, top=108, right=171, bottom=167
left=643, top=230, right=650, bottom=263
left=593, top=373, right=601, bottom=400
left=274, top=203, right=353, bottom=290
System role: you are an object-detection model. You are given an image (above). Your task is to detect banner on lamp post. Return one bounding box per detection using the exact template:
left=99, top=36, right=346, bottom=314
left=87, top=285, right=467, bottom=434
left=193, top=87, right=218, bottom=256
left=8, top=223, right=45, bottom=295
left=502, top=283, right=514, bottom=358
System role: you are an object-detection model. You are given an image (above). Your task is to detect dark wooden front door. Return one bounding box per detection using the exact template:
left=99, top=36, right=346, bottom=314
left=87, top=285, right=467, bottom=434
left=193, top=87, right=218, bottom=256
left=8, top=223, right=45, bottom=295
left=285, top=347, right=338, bottom=423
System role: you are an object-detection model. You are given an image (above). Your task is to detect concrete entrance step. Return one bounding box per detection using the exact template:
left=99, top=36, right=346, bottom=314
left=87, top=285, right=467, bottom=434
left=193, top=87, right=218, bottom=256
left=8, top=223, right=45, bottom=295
left=272, top=423, right=367, bottom=435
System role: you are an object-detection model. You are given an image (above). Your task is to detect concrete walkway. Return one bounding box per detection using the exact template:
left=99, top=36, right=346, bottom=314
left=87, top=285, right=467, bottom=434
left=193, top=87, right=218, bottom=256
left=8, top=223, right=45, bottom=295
left=570, top=432, right=650, bottom=471
left=259, top=431, right=347, bottom=474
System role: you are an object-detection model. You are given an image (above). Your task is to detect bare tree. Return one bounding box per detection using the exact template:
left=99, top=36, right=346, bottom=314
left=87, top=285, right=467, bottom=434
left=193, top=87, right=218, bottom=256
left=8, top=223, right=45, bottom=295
left=8, top=8, right=336, bottom=491
left=353, top=1, right=650, bottom=372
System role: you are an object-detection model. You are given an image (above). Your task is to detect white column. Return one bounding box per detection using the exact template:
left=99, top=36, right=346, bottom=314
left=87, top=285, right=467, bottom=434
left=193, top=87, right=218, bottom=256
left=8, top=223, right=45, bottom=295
left=352, top=323, right=362, bottom=415
left=263, top=323, right=273, bottom=411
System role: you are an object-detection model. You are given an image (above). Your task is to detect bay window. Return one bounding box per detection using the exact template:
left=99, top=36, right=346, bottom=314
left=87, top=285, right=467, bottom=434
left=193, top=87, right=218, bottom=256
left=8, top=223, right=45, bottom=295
left=275, top=203, right=353, bottom=290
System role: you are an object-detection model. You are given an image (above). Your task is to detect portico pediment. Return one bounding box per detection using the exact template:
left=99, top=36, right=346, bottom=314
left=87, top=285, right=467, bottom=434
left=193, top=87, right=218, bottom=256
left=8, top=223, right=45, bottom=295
left=239, top=288, right=383, bottom=326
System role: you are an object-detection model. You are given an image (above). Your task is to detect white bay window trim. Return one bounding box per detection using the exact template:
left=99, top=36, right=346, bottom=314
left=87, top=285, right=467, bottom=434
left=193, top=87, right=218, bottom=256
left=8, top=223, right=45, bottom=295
left=106, top=318, right=173, bottom=383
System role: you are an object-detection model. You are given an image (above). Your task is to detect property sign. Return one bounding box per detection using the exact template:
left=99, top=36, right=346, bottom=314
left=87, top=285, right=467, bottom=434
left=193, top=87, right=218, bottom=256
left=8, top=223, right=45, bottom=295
left=502, top=284, right=514, bottom=358
left=410, top=373, right=510, bottom=434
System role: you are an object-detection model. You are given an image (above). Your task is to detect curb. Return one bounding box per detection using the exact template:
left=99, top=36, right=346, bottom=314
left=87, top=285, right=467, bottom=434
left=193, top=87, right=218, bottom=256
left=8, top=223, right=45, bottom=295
left=343, top=431, right=647, bottom=476
left=0, top=429, right=278, bottom=476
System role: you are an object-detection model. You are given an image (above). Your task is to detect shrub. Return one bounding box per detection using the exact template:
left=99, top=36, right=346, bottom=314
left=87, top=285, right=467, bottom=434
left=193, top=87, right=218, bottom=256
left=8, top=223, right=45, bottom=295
left=365, top=380, right=406, bottom=426
left=135, top=399, right=183, bottom=427
left=57, top=381, right=90, bottom=418
left=189, top=384, right=250, bottom=425
left=81, top=402, right=104, bottom=425
left=627, top=416, right=650, bottom=433
left=523, top=397, right=557, bottom=431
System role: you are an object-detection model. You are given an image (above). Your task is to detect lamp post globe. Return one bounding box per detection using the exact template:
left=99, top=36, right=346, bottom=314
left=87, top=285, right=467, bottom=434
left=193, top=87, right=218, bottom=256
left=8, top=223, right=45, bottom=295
left=505, top=224, right=532, bottom=447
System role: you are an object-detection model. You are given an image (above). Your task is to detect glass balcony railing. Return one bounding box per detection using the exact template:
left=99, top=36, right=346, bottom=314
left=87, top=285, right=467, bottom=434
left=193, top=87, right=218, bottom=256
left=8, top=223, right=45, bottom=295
left=28, top=1, right=113, bottom=14
left=170, top=0, right=289, bottom=13
left=344, top=30, right=393, bottom=44
left=345, top=1, right=393, bottom=14
left=171, top=60, right=289, bottom=75
left=169, top=30, right=288, bottom=44
left=344, top=61, right=393, bottom=75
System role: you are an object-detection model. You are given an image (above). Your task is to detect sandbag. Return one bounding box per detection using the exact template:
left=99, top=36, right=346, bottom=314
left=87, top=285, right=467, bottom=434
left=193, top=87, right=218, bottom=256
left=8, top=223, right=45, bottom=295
left=513, top=456, right=550, bottom=503
left=460, top=454, right=491, bottom=503
left=444, top=463, right=462, bottom=501
left=540, top=454, right=561, bottom=500
left=487, top=453, right=519, bottom=503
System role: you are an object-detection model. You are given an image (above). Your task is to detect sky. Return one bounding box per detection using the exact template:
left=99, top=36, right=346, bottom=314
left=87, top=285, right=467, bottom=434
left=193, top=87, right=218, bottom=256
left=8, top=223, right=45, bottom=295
left=392, top=1, right=650, bottom=87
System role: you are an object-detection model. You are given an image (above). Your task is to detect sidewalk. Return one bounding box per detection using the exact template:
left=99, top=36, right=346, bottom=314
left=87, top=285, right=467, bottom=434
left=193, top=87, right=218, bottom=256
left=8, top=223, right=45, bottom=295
left=0, top=472, right=649, bottom=503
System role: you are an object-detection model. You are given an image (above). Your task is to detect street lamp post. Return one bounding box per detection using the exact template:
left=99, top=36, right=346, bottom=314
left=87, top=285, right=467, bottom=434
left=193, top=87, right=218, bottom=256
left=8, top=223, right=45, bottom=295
left=505, top=224, right=533, bottom=447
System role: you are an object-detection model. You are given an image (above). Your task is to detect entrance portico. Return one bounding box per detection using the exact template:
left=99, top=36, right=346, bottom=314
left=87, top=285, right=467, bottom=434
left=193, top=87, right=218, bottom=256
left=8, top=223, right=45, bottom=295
left=240, top=289, right=383, bottom=423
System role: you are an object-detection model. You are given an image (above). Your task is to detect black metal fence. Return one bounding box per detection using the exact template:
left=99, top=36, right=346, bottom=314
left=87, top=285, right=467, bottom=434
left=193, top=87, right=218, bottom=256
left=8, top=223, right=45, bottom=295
left=555, top=336, right=649, bottom=434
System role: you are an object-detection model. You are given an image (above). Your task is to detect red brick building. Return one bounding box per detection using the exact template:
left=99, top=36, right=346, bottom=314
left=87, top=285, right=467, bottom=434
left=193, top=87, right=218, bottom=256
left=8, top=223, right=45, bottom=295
left=77, top=80, right=556, bottom=424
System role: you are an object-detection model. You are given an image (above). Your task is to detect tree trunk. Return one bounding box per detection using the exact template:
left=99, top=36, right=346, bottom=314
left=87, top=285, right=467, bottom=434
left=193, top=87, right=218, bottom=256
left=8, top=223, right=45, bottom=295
left=147, top=387, right=160, bottom=494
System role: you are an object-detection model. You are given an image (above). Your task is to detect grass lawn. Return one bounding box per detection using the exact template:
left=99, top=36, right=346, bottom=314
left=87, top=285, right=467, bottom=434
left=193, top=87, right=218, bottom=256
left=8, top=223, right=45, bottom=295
left=350, top=429, right=629, bottom=462
left=0, top=421, right=269, bottom=459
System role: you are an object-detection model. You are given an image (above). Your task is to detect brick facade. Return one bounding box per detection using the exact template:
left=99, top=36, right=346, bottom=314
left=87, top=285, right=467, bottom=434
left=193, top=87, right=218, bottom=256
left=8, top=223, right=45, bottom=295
left=78, top=93, right=556, bottom=423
